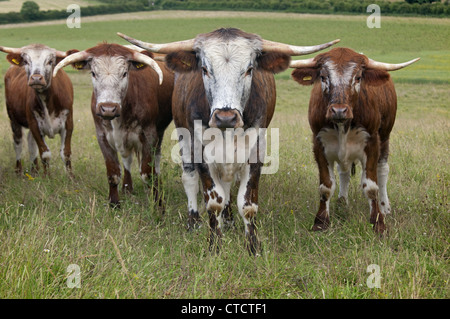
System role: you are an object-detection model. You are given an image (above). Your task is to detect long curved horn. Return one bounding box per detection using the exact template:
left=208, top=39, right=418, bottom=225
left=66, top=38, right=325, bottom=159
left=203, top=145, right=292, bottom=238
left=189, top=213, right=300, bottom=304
left=262, top=39, right=340, bottom=56
left=53, top=50, right=92, bottom=77
left=366, top=57, right=420, bottom=71
left=0, top=46, right=22, bottom=54
left=289, top=57, right=316, bottom=69
left=117, top=32, right=195, bottom=54
left=131, top=50, right=164, bottom=85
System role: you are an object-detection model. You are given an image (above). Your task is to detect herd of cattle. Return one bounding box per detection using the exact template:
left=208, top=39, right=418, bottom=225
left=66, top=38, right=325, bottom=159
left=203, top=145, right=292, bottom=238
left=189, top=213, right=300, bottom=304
left=0, top=28, right=419, bottom=254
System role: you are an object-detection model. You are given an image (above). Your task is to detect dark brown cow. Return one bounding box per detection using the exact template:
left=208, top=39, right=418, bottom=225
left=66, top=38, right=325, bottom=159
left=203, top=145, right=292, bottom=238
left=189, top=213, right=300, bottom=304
left=291, top=47, right=419, bottom=234
left=54, top=43, right=174, bottom=207
left=119, top=28, right=339, bottom=254
left=1, top=44, right=78, bottom=176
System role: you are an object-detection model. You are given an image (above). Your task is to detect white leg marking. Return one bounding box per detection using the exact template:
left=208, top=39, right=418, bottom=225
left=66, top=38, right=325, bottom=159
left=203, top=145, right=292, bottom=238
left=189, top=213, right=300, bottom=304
left=319, top=162, right=336, bottom=216
left=27, top=131, right=38, bottom=163
left=182, top=169, right=199, bottom=213
left=236, top=165, right=257, bottom=234
left=337, top=163, right=350, bottom=203
left=377, top=161, right=390, bottom=215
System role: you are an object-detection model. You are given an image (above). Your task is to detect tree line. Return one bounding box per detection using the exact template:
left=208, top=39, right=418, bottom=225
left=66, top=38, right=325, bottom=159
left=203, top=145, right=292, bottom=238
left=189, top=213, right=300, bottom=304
left=0, top=0, right=448, bottom=25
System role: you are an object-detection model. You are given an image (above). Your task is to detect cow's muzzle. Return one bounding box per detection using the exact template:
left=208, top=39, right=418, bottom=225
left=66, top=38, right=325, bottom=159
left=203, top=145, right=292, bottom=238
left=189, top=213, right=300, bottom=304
left=326, top=104, right=353, bottom=123
left=28, top=74, right=47, bottom=90
left=96, top=102, right=121, bottom=120
left=209, top=109, right=244, bottom=129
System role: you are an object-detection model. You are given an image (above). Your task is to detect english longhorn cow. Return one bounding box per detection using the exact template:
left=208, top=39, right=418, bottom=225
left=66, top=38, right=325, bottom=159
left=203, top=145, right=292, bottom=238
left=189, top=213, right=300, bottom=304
left=291, top=47, right=419, bottom=234
left=53, top=43, right=174, bottom=207
left=1, top=44, right=78, bottom=176
left=118, top=28, right=339, bottom=254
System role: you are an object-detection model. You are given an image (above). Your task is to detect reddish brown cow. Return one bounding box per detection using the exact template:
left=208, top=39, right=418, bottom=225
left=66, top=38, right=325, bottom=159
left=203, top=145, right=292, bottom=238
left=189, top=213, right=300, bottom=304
left=1, top=44, right=78, bottom=176
left=118, top=28, right=339, bottom=254
left=54, top=43, right=174, bottom=207
left=291, top=47, right=419, bottom=234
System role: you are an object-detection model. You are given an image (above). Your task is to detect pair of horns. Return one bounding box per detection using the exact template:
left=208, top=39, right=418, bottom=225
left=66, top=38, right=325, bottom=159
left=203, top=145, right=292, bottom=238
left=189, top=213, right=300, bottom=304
left=289, top=56, right=420, bottom=71
left=117, top=32, right=341, bottom=56
left=52, top=45, right=163, bottom=84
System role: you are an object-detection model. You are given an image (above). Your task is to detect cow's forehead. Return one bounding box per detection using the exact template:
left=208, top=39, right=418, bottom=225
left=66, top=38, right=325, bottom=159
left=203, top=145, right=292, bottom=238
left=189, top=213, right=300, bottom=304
left=195, top=36, right=260, bottom=67
left=91, top=55, right=128, bottom=74
left=22, top=45, right=55, bottom=60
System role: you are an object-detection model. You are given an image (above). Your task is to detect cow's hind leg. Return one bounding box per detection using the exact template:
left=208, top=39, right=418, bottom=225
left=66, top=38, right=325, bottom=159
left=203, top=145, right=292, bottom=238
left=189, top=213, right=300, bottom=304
left=122, top=153, right=133, bottom=194
left=60, top=113, right=74, bottom=177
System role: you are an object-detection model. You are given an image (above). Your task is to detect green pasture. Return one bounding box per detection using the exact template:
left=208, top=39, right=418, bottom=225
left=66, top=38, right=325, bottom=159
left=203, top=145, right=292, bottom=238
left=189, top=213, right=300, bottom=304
left=0, top=11, right=448, bottom=300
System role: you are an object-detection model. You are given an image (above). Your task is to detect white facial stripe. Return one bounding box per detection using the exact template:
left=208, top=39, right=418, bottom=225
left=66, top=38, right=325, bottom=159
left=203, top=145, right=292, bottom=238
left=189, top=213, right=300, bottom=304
left=199, top=37, right=258, bottom=114
left=323, top=61, right=357, bottom=94
left=91, top=55, right=129, bottom=104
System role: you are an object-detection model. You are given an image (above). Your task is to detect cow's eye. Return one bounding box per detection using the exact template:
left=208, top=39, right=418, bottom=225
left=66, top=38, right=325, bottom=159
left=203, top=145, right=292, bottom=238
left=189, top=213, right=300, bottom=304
left=320, top=75, right=326, bottom=82
left=245, top=67, right=253, bottom=77
left=123, top=72, right=128, bottom=78
left=91, top=71, right=96, bottom=78
left=355, top=76, right=361, bottom=81
left=202, top=66, right=209, bottom=77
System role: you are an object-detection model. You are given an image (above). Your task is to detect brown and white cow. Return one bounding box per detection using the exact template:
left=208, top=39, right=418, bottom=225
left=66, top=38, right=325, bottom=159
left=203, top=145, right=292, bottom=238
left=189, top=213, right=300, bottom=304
left=291, top=47, right=419, bottom=234
left=119, top=28, right=339, bottom=254
left=54, top=43, right=174, bottom=207
left=1, top=44, right=78, bottom=176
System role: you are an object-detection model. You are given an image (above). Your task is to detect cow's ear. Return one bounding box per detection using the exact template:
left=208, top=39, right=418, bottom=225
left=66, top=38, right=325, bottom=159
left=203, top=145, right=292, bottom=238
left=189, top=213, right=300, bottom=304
left=291, top=68, right=318, bottom=86
left=56, top=49, right=79, bottom=65
left=165, top=51, right=197, bottom=73
left=71, top=60, right=89, bottom=70
left=6, top=53, right=23, bottom=66
left=130, top=60, right=148, bottom=70
left=363, top=69, right=390, bottom=86
left=258, top=52, right=291, bottom=74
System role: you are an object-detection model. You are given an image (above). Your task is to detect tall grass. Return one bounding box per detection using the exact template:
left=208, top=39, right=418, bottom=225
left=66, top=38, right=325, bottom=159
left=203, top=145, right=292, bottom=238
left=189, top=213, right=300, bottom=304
left=0, top=12, right=448, bottom=299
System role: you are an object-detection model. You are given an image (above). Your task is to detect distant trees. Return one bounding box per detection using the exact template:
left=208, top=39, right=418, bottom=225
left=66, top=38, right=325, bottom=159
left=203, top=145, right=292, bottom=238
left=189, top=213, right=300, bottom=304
left=0, top=0, right=448, bottom=25
left=20, top=1, right=41, bottom=21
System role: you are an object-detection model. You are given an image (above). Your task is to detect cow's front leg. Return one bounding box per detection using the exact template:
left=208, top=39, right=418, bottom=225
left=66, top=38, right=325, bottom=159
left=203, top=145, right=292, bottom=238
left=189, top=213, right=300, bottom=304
left=182, top=163, right=201, bottom=230
left=96, top=131, right=121, bottom=207
left=237, top=163, right=262, bottom=255
left=198, top=163, right=225, bottom=253
left=11, top=122, right=24, bottom=175
left=29, top=120, right=51, bottom=176
left=313, top=139, right=336, bottom=231
left=362, top=136, right=385, bottom=234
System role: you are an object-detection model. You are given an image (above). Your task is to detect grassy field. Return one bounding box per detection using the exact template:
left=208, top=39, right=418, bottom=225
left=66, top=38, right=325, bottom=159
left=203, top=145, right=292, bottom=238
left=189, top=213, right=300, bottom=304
left=0, top=11, right=448, bottom=300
